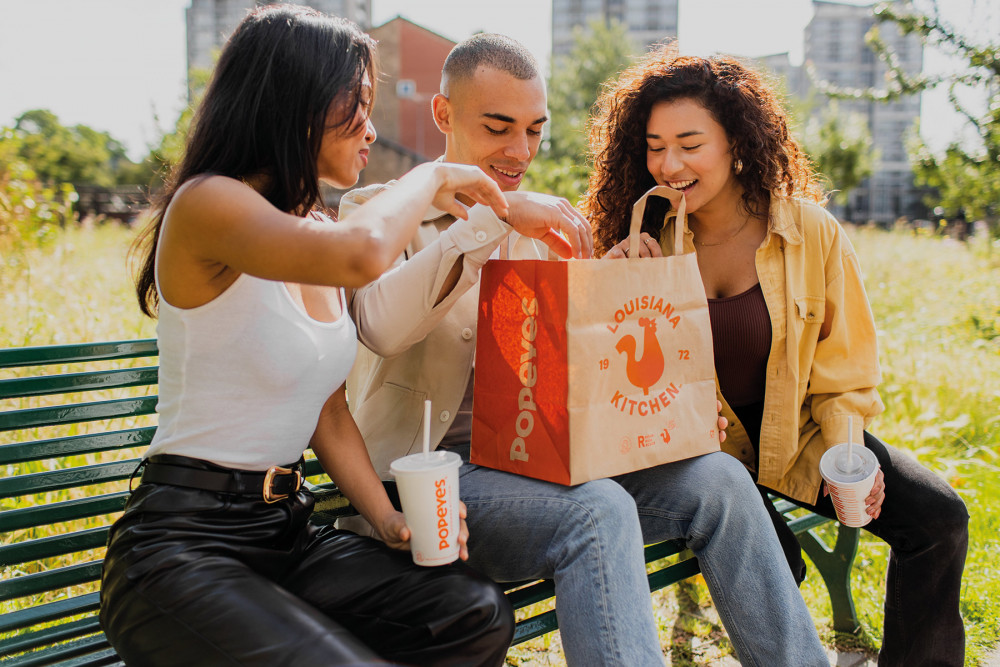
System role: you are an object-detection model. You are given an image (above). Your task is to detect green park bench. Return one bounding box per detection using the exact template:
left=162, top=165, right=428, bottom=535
left=0, top=339, right=861, bottom=666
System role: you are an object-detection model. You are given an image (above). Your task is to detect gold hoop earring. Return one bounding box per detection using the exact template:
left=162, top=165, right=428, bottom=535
left=734, top=159, right=743, bottom=174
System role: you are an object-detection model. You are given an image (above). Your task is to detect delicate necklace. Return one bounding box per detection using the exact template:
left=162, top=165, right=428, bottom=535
left=693, top=216, right=752, bottom=247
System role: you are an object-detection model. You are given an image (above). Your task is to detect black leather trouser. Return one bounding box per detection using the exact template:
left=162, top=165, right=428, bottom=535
left=99, top=456, right=514, bottom=667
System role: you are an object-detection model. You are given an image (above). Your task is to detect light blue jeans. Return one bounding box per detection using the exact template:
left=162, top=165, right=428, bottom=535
left=457, top=449, right=828, bottom=667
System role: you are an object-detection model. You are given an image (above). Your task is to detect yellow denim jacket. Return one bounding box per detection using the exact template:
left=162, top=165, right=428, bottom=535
left=666, top=197, right=884, bottom=504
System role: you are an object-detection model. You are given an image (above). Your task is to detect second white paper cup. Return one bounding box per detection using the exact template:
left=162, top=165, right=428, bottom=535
left=819, top=444, right=879, bottom=527
left=390, top=450, right=463, bottom=566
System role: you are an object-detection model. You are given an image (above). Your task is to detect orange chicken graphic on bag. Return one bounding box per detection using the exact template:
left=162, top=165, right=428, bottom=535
left=615, top=317, right=665, bottom=395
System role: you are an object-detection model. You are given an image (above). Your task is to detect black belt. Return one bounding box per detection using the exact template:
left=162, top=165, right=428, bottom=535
left=140, top=459, right=304, bottom=503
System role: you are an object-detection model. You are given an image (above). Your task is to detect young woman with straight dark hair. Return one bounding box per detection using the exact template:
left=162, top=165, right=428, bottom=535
left=99, top=6, right=518, bottom=665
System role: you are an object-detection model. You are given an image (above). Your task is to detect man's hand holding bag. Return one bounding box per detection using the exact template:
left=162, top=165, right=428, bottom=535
left=471, top=185, right=719, bottom=485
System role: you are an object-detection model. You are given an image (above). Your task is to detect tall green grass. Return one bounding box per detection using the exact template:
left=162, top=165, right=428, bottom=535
left=3, top=223, right=998, bottom=665
left=1, top=222, right=156, bottom=346
left=835, top=227, right=1000, bottom=667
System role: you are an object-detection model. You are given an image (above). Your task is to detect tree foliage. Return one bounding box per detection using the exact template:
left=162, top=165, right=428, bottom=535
left=799, top=101, right=875, bottom=217
left=853, top=2, right=999, bottom=225
left=0, top=128, right=75, bottom=258
left=526, top=19, right=637, bottom=203
left=12, top=109, right=138, bottom=187
left=546, top=19, right=637, bottom=162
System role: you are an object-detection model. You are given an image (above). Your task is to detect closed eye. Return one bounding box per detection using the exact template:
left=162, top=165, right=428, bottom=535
left=682, top=144, right=703, bottom=151
left=485, top=125, right=506, bottom=135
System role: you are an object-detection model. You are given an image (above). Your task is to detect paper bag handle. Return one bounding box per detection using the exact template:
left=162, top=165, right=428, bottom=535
left=628, top=185, right=687, bottom=258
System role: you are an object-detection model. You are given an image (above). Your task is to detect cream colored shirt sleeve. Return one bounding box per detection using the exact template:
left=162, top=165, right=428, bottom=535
left=341, top=186, right=512, bottom=358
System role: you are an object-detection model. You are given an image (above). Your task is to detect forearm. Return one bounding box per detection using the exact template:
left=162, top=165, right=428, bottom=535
left=338, top=164, right=448, bottom=279
left=351, top=207, right=510, bottom=356
left=311, top=389, right=397, bottom=531
left=811, top=388, right=884, bottom=447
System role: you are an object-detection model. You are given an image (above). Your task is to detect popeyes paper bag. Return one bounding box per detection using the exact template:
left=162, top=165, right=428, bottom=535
left=471, top=185, right=719, bottom=485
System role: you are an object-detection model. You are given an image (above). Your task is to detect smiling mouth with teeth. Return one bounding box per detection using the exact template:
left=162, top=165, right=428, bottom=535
left=669, top=180, right=696, bottom=190
left=495, top=167, right=522, bottom=178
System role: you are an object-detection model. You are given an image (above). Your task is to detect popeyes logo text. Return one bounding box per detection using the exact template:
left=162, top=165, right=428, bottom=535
left=599, top=294, right=687, bottom=420
left=509, top=296, right=538, bottom=462
left=435, top=477, right=451, bottom=550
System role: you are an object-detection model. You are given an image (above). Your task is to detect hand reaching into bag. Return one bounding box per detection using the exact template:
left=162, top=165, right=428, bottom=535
left=503, top=191, right=594, bottom=260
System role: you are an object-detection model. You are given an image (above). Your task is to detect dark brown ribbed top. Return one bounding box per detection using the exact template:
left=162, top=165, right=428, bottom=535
left=708, top=282, right=772, bottom=408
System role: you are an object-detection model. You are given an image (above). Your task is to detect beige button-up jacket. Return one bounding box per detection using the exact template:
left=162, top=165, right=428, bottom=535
left=342, top=183, right=545, bottom=482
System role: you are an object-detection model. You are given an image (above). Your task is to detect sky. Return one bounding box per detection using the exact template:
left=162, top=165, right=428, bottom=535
left=0, top=0, right=993, bottom=161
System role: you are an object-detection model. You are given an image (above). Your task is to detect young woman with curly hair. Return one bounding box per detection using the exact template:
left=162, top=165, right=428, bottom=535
left=583, top=45, right=968, bottom=666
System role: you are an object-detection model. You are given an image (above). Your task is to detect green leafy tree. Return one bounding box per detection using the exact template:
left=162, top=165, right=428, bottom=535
left=0, top=127, right=75, bottom=258
left=799, top=101, right=876, bottom=220
left=546, top=19, right=636, bottom=161
left=526, top=19, right=636, bottom=202
left=845, top=2, right=1000, bottom=228
left=13, top=109, right=134, bottom=187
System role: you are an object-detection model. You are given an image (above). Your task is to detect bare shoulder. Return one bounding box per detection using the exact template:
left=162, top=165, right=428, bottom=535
left=166, top=175, right=249, bottom=229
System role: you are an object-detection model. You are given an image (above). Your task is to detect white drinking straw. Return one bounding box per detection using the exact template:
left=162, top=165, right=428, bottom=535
left=423, top=399, right=431, bottom=456
left=845, top=415, right=855, bottom=471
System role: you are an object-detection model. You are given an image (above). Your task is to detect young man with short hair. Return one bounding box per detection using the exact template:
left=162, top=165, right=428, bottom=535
left=341, top=33, right=828, bottom=666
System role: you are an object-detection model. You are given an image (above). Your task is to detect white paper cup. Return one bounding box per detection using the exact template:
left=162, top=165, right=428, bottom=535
left=819, top=444, right=879, bottom=527
left=390, top=450, right=462, bottom=566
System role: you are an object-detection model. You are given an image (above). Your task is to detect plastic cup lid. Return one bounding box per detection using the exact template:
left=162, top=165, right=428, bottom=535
left=835, top=453, right=864, bottom=474
left=821, top=445, right=877, bottom=483
left=390, top=450, right=461, bottom=473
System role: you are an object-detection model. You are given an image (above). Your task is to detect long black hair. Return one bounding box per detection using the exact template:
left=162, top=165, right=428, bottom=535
left=133, top=4, right=377, bottom=316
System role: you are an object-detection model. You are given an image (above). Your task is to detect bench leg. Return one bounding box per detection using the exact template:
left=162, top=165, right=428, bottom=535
left=796, top=523, right=861, bottom=634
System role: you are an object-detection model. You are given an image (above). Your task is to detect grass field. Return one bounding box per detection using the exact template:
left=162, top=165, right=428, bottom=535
left=2, top=221, right=998, bottom=665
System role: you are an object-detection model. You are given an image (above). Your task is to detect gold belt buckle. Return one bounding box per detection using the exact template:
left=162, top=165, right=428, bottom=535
left=263, top=465, right=302, bottom=503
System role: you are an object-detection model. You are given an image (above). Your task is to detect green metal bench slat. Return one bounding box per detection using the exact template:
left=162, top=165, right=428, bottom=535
left=0, top=528, right=109, bottom=568
left=788, top=511, right=835, bottom=534
left=0, top=562, right=103, bottom=603
left=642, top=538, right=687, bottom=564
left=0, top=617, right=102, bottom=658
left=0, top=594, right=100, bottom=635
left=0, top=341, right=157, bottom=370
left=0, top=493, right=129, bottom=533
left=504, top=580, right=556, bottom=610
left=0, top=429, right=156, bottom=466
left=0, top=461, right=138, bottom=500
left=771, top=497, right=798, bottom=514
left=309, top=484, right=354, bottom=525
left=0, top=633, right=110, bottom=667
left=50, top=648, right=123, bottom=667
left=0, top=335, right=862, bottom=664
left=512, top=609, right=558, bottom=644
left=301, top=458, right=325, bottom=478
left=647, top=554, right=703, bottom=592
left=0, top=397, right=158, bottom=433
left=0, top=368, right=158, bottom=401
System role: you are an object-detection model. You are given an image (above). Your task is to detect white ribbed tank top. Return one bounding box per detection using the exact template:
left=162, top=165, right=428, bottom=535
left=145, top=268, right=357, bottom=470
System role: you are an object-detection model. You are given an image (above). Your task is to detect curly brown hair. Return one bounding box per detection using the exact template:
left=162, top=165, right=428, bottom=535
left=581, top=43, right=824, bottom=256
